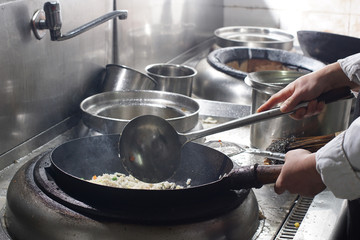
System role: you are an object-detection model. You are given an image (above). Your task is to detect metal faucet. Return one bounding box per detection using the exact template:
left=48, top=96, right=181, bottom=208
left=31, top=1, right=127, bottom=41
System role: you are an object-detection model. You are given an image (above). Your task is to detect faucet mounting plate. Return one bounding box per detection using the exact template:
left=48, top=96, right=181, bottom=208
left=31, top=9, right=47, bottom=40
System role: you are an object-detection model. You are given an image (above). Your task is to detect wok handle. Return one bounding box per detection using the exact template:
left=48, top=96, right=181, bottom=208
left=227, top=164, right=283, bottom=189
left=316, top=86, right=353, bottom=104
left=256, top=165, right=282, bottom=185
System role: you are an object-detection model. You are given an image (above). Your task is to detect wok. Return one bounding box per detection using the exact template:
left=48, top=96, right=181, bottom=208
left=297, top=30, right=360, bottom=64
left=49, top=134, right=281, bottom=208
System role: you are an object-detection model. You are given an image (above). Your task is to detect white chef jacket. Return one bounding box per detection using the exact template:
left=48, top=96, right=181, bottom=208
left=316, top=53, right=360, bottom=200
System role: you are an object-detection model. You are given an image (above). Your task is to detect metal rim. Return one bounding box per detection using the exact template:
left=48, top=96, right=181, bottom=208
left=207, top=47, right=325, bottom=81
left=145, top=63, right=197, bottom=79
left=244, top=70, right=307, bottom=94
left=105, top=64, right=157, bottom=86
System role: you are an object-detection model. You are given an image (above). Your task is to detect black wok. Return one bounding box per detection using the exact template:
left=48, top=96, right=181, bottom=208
left=297, top=30, right=360, bottom=64
left=49, top=134, right=281, bottom=208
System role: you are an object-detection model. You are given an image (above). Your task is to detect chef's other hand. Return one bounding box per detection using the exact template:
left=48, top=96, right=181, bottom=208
left=256, top=73, right=326, bottom=120
left=257, top=62, right=357, bottom=120
left=275, top=149, right=326, bottom=197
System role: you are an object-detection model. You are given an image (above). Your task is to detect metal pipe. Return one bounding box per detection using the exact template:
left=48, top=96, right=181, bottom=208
left=32, top=1, right=127, bottom=41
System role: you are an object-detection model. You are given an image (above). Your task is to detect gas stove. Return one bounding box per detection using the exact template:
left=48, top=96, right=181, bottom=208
left=2, top=148, right=261, bottom=240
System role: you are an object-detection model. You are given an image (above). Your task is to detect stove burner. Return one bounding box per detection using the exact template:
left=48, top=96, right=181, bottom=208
left=34, top=153, right=249, bottom=223
left=4, top=147, right=260, bottom=240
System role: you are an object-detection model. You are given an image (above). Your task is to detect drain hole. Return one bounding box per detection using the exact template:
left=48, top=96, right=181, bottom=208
left=275, top=196, right=313, bottom=240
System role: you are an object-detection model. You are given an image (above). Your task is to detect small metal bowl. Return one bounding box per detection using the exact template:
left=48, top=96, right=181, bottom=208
left=80, top=90, right=200, bottom=134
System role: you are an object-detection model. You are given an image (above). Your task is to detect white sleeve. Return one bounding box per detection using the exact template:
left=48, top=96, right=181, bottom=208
left=316, top=118, right=360, bottom=200
left=338, top=53, right=360, bottom=85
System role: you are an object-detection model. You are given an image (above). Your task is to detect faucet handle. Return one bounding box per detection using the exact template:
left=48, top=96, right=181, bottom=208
left=43, top=2, right=62, bottom=40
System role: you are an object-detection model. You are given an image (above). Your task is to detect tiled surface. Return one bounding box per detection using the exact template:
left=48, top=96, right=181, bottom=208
left=224, top=0, right=360, bottom=40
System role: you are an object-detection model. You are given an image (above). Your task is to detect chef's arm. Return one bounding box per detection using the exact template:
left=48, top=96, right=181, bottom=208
left=316, top=119, right=360, bottom=200
left=275, top=121, right=360, bottom=200
left=338, top=52, right=360, bottom=90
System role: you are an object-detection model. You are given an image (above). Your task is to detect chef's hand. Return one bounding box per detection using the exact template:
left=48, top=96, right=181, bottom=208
left=256, top=76, right=325, bottom=120
left=257, top=62, right=357, bottom=120
left=275, top=149, right=326, bottom=197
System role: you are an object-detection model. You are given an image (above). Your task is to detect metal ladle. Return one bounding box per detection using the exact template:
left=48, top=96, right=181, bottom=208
left=119, top=87, right=352, bottom=183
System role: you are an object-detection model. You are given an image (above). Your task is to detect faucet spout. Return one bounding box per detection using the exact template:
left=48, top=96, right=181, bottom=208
left=31, top=1, right=128, bottom=41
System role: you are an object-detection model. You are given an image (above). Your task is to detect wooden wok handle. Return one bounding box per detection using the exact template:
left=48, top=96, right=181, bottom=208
left=227, top=164, right=282, bottom=190
left=256, top=165, right=282, bottom=185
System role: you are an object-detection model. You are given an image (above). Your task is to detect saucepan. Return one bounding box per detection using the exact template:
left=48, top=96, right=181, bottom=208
left=48, top=134, right=281, bottom=208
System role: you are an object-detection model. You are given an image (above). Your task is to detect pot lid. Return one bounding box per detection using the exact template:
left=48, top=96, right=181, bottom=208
left=244, top=70, right=306, bottom=95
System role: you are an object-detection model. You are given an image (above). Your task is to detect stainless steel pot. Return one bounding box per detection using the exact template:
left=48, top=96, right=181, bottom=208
left=145, top=63, right=197, bottom=96
left=80, top=90, right=199, bottom=134
left=101, top=64, right=157, bottom=92
left=245, top=71, right=353, bottom=149
left=215, top=26, right=294, bottom=50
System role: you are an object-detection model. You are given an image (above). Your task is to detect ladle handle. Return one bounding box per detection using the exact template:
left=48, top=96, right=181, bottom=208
left=227, top=164, right=282, bottom=189
left=246, top=149, right=285, bottom=162
left=180, top=87, right=353, bottom=144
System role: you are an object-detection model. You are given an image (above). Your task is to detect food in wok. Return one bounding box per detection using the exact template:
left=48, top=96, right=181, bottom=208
left=89, top=172, right=191, bottom=190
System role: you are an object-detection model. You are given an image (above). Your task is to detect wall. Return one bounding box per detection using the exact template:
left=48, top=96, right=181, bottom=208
left=0, top=0, right=113, bottom=168
left=223, top=0, right=360, bottom=45
left=115, top=0, right=223, bottom=71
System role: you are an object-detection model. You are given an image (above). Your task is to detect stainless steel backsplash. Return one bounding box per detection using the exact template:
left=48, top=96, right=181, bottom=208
left=114, top=0, right=223, bottom=70
left=0, top=0, right=223, bottom=168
